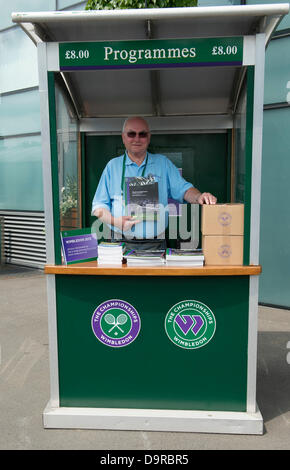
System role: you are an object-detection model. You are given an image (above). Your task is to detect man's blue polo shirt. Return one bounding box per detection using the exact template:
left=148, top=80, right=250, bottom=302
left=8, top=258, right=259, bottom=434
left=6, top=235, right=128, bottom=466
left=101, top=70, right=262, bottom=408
left=91, top=152, right=193, bottom=239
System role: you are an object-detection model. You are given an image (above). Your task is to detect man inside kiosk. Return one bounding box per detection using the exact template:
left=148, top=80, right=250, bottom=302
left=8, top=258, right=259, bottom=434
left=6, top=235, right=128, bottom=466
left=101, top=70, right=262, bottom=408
left=92, top=116, right=217, bottom=250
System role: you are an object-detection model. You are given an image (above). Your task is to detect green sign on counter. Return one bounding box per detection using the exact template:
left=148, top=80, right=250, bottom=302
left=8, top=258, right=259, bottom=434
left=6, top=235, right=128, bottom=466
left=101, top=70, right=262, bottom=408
left=59, top=37, right=243, bottom=71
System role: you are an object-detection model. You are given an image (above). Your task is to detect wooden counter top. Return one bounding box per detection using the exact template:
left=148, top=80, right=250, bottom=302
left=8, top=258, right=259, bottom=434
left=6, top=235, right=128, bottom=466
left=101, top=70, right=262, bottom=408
left=45, top=262, right=261, bottom=276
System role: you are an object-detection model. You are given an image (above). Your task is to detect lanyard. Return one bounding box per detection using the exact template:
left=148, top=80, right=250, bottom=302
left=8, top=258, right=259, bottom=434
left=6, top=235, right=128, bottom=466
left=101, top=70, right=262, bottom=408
left=121, top=152, right=149, bottom=195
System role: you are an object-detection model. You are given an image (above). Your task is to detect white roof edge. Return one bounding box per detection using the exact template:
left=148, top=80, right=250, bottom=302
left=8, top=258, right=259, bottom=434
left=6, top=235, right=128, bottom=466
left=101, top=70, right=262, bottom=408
left=11, top=4, right=290, bottom=24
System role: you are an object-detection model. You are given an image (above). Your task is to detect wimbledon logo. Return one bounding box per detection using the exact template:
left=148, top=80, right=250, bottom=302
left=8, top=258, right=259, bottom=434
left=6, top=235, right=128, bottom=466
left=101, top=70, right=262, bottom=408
left=165, top=300, right=216, bottom=350
left=91, top=299, right=141, bottom=348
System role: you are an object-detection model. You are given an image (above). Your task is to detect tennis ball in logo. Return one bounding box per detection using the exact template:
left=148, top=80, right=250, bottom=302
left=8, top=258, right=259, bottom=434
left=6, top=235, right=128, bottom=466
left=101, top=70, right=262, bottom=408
left=165, top=300, right=216, bottom=350
left=91, top=299, right=141, bottom=348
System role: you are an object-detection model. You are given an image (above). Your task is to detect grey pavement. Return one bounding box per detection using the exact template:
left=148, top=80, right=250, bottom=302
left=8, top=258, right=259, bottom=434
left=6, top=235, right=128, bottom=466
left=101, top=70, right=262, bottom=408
left=0, top=263, right=289, bottom=450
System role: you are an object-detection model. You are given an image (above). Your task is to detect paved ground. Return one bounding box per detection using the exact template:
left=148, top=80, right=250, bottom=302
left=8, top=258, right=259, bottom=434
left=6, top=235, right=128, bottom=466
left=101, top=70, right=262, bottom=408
left=0, top=263, right=289, bottom=450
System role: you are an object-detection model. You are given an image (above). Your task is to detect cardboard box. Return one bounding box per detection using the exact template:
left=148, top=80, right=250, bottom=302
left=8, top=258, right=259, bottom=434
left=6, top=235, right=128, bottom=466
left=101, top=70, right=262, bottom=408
left=202, top=235, right=243, bottom=265
left=201, top=203, right=244, bottom=235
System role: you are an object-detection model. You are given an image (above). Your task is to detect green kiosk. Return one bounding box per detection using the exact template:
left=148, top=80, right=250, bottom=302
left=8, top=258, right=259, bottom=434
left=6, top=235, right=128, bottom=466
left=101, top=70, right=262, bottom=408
left=13, top=4, right=289, bottom=434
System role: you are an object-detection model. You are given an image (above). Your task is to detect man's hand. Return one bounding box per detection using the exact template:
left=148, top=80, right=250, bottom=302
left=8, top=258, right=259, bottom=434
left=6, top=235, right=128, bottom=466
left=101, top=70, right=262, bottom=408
left=114, top=216, right=141, bottom=232
left=93, top=208, right=141, bottom=232
left=184, top=187, right=217, bottom=205
left=196, top=192, right=217, bottom=205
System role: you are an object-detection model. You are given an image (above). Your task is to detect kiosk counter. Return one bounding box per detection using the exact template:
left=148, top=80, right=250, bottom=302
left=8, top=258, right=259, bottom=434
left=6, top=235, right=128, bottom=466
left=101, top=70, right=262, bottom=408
left=12, top=4, right=289, bottom=434
left=43, top=261, right=262, bottom=433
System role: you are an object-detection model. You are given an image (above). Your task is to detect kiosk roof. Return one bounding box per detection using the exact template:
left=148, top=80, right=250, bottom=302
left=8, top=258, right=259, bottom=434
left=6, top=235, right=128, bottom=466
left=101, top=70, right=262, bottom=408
left=12, top=5, right=289, bottom=44
left=12, top=5, right=289, bottom=120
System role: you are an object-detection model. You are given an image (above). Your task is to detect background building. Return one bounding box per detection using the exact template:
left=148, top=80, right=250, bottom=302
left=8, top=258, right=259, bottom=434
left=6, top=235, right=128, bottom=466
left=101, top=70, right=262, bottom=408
left=0, top=0, right=289, bottom=308
left=0, top=1, right=87, bottom=269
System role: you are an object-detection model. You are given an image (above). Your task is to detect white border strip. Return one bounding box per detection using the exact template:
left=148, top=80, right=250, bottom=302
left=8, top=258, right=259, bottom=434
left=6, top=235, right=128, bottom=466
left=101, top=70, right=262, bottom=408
left=247, top=275, right=260, bottom=413
left=47, top=43, right=59, bottom=72
left=80, top=115, right=233, bottom=133
left=46, top=275, right=60, bottom=407
left=246, top=34, right=265, bottom=413
left=37, top=42, right=55, bottom=264
left=43, top=401, right=263, bottom=434
left=38, top=44, right=60, bottom=406
left=243, top=36, right=255, bottom=66
left=250, top=33, right=266, bottom=265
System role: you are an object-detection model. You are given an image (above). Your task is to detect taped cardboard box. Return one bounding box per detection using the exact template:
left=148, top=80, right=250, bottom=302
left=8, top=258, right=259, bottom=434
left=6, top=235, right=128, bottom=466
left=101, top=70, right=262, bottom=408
left=201, top=203, right=244, bottom=235
left=202, top=235, right=243, bottom=266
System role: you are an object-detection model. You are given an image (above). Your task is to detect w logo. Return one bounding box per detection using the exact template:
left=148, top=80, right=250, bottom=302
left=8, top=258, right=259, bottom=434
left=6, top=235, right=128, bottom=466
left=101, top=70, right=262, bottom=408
left=175, top=314, right=204, bottom=336
left=165, top=300, right=216, bottom=350
left=218, top=211, right=232, bottom=226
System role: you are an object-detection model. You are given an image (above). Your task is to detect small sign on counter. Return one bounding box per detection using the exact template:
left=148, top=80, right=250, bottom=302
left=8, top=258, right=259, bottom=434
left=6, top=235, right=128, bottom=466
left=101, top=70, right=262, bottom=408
left=61, top=228, right=98, bottom=265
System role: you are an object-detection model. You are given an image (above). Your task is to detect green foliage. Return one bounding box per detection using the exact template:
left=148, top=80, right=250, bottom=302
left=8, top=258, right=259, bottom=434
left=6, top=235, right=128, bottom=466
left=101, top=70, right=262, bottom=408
left=85, top=0, right=197, bottom=10
left=60, top=176, right=78, bottom=216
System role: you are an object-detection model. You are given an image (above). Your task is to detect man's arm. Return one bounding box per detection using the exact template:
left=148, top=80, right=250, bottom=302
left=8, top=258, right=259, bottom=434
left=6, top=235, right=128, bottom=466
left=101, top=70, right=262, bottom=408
left=92, top=158, right=141, bottom=232
left=184, top=187, right=217, bottom=205
left=93, top=207, right=140, bottom=232
left=164, top=157, right=216, bottom=205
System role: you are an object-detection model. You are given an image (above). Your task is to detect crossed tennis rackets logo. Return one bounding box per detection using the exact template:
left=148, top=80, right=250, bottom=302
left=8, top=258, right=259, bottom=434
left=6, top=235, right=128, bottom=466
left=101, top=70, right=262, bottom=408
left=91, top=299, right=141, bottom=347
left=103, top=313, right=128, bottom=334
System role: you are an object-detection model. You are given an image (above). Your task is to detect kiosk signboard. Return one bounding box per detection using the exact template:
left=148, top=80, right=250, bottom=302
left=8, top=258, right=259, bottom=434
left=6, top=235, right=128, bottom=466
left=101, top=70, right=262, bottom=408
left=61, top=228, right=98, bottom=265
left=59, top=37, right=243, bottom=70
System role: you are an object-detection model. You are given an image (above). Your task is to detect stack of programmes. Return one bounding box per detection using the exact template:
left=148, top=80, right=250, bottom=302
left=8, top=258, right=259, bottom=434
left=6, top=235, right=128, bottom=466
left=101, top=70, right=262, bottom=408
left=97, top=241, right=125, bottom=265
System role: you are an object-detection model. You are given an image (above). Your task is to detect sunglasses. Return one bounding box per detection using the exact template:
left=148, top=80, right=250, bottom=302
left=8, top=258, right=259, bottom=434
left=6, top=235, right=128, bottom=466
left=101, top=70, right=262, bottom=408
left=125, top=131, right=149, bottom=139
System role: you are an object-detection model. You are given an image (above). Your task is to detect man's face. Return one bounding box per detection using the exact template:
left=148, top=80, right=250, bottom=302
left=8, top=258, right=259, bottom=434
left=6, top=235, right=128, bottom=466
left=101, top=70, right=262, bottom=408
left=122, top=118, right=151, bottom=160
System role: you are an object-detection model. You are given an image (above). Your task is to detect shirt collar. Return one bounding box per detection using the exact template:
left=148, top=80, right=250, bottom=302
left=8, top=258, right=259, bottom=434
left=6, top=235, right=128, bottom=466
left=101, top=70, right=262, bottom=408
left=125, top=151, right=151, bottom=167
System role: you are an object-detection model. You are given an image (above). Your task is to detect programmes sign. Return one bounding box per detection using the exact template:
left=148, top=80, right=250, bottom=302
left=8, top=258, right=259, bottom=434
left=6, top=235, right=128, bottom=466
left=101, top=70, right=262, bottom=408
left=59, top=37, right=243, bottom=71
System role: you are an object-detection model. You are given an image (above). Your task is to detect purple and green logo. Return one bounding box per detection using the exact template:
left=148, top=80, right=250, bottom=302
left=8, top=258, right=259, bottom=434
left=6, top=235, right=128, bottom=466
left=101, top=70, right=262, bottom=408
left=165, top=300, right=216, bottom=350
left=218, top=211, right=232, bottom=226
left=218, top=244, right=232, bottom=258
left=91, top=299, right=141, bottom=348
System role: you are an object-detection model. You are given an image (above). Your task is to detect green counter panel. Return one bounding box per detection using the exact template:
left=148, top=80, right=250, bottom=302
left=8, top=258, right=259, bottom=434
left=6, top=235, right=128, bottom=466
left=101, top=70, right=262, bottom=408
left=55, top=274, right=249, bottom=412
